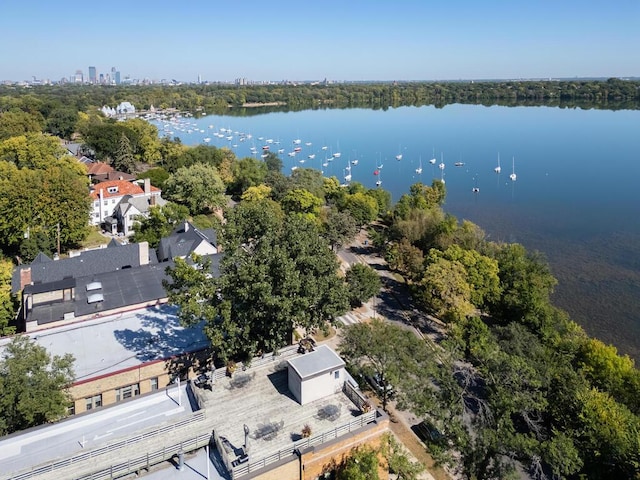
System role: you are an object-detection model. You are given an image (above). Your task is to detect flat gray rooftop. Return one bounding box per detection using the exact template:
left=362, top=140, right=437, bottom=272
left=0, top=305, right=209, bottom=383
left=288, top=344, right=345, bottom=380
left=0, top=384, right=196, bottom=478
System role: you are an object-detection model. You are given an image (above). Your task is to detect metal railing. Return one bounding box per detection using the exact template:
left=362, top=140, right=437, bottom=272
left=212, top=345, right=300, bottom=381
left=230, top=410, right=379, bottom=479
left=7, top=410, right=207, bottom=480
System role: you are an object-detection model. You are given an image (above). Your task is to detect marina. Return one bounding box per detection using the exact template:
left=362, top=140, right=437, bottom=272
left=147, top=104, right=640, bottom=360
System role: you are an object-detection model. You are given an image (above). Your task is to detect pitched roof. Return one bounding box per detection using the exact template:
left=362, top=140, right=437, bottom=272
left=157, top=222, right=217, bottom=262
left=86, top=161, right=113, bottom=176
left=117, top=195, right=168, bottom=218
left=89, top=180, right=160, bottom=200
left=11, top=242, right=156, bottom=294
left=92, top=170, right=137, bottom=183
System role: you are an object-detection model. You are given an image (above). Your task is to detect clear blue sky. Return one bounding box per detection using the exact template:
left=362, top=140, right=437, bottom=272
left=1, top=0, right=638, bottom=82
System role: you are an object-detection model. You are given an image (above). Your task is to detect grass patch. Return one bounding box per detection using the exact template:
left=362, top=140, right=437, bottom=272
left=80, top=227, right=110, bottom=249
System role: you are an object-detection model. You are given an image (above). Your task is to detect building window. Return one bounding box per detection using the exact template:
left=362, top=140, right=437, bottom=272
left=334, top=371, right=340, bottom=379
left=94, top=201, right=99, bottom=207
left=85, top=394, right=102, bottom=410
left=111, top=199, right=116, bottom=204
left=103, top=200, right=108, bottom=206
left=150, top=377, right=159, bottom=391
left=67, top=403, right=76, bottom=416
left=115, top=383, right=140, bottom=402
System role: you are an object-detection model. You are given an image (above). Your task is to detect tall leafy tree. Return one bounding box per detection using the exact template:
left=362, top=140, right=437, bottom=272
left=113, top=132, right=137, bottom=173
left=345, top=263, right=381, bottom=307
left=322, top=207, right=358, bottom=251
left=0, top=336, right=74, bottom=435
left=164, top=162, right=226, bottom=214
left=0, top=111, right=43, bottom=140
left=166, top=214, right=349, bottom=362
left=339, top=319, right=433, bottom=411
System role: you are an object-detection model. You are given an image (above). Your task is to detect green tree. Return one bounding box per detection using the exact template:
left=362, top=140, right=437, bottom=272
left=339, top=319, right=432, bottom=411
left=385, top=238, right=424, bottom=282
left=264, top=151, right=282, bottom=173
left=0, top=336, right=74, bottom=435
left=0, top=162, right=90, bottom=253
left=416, top=255, right=475, bottom=322
left=380, top=433, right=425, bottom=480
left=164, top=162, right=226, bottom=214
left=0, top=133, right=80, bottom=172
left=489, top=243, right=557, bottom=323
left=45, top=107, right=78, bottom=140
left=341, top=192, right=378, bottom=226
left=136, top=167, right=170, bottom=191
left=431, top=245, right=501, bottom=309
left=241, top=184, right=272, bottom=202
left=281, top=188, right=322, bottom=219
left=230, top=157, right=267, bottom=196
left=322, top=208, right=358, bottom=251
left=336, top=445, right=381, bottom=480
left=0, top=111, right=43, bottom=140
left=290, top=167, right=326, bottom=201
left=345, top=263, right=381, bottom=307
left=131, top=202, right=189, bottom=248
left=0, top=258, right=17, bottom=335
left=166, top=214, right=349, bottom=363
left=113, top=132, right=136, bottom=173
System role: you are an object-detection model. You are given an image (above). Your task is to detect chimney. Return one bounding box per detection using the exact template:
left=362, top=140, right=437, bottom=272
left=184, top=221, right=189, bottom=232
left=144, top=178, right=151, bottom=195
left=138, top=241, right=149, bottom=266
left=20, top=267, right=32, bottom=289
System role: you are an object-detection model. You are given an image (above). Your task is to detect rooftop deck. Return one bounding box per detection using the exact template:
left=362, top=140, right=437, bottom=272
left=197, top=353, right=362, bottom=465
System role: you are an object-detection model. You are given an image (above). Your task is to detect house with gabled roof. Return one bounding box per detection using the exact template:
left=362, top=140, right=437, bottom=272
left=90, top=178, right=164, bottom=234
left=157, top=221, right=218, bottom=262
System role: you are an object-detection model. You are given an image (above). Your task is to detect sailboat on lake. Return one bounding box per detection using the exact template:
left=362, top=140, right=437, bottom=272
left=415, top=156, right=423, bottom=175
left=509, top=157, right=517, bottom=181
left=494, top=153, right=502, bottom=174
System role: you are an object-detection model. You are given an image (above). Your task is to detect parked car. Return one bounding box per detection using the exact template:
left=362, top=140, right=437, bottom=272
left=412, top=420, right=445, bottom=445
left=366, top=372, right=394, bottom=398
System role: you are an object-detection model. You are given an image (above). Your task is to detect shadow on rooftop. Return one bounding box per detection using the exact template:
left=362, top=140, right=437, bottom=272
left=112, top=307, right=209, bottom=363
left=266, top=370, right=297, bottom=402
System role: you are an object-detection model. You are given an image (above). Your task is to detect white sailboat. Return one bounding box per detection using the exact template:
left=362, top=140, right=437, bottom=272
left=494, top=153, right=502, bottom=174
left=415, top=156, right=423, bottom=175
left=376, top=170, right=382, bottom=187
left=344, top=164, right=352, bottom=183
left=438, top=154, right=445, bottom=184
left=395, top=144, right=403, bottom=161
left=509, top=157, right=517, bottom=181
left=333, top=141, right=342, bottom=158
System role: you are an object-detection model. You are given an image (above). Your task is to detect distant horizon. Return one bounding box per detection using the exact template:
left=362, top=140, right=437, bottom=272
left=1, top=0, right=638, bottom=82
left=3, top=75, right=639, bottom=85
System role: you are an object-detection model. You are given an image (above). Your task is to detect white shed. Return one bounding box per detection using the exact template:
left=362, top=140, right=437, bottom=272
left=287, top=345, right=346, bottom=405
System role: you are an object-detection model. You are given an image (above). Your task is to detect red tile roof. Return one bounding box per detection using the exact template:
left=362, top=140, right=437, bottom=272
left=90, top=180, right=160, bottom=200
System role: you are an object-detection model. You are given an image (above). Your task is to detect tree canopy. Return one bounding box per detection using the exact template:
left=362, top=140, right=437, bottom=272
left=166, top=213, right=349, bottom=363
left=0, top=336, right=74, bottom=435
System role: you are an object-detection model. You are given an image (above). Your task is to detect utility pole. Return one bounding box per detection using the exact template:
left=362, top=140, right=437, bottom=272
left=57, top=222, right=61, bottom=256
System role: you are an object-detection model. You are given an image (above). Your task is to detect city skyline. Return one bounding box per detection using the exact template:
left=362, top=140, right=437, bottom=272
left=1, top=0, right=639, bottom=82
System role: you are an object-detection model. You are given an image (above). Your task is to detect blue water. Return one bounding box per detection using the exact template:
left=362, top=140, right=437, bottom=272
left=151, top=105, right=640, bottom=359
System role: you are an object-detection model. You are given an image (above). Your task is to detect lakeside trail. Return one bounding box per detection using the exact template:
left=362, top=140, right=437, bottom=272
left=316, top=229, right=453, bottom=480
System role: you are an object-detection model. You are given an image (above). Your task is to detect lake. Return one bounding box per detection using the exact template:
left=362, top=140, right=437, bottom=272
left=150, top=105, right=640, bottom=360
